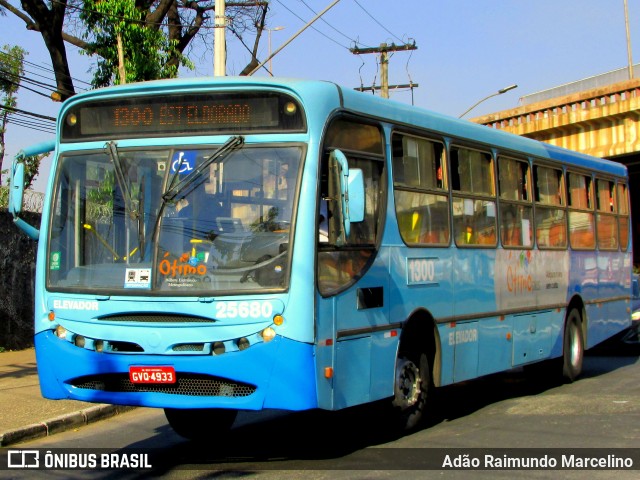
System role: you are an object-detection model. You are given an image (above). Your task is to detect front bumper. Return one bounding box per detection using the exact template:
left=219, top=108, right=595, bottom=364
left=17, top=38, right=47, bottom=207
left=35, top=330, right=317, bottom=411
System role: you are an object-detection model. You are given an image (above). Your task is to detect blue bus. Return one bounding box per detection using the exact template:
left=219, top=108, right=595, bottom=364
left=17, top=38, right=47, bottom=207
left=9, top=77, right=633, bottom=437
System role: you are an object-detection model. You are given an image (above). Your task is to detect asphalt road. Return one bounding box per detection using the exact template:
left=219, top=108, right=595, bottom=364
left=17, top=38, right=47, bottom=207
left=3, top=336, right=640, bottom=480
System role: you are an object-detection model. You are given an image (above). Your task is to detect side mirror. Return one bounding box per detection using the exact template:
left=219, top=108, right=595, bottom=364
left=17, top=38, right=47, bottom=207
left=328, top=150, right=366, bottom=245
left=347, top=168, right=365, bottom=223
left=9, top=161, right=25, bottom=217
left=9, top=140, right=55, bottom=240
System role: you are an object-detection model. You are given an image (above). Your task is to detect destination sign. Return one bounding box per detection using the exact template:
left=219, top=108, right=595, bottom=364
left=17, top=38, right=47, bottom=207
left=61, top=92, right=305, bottom=141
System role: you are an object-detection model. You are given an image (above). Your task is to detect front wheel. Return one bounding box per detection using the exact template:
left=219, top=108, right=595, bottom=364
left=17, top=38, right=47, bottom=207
left=562, top=309, right=584, bottom=383
left=164, top=408, right=238, bottom=440
left=391, top=352, right=431, bottom=431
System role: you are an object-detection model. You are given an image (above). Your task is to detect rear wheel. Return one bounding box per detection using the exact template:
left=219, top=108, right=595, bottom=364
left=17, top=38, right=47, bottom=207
left=562, top=309, right=584, bottom=383
left=164, top=408, right=238, bottom=440
left=391, top=351, right=431, bottom=431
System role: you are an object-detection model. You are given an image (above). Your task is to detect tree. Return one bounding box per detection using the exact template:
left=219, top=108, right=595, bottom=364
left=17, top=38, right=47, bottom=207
left=81, top=0, right=185, bottom=86
left=0, top=0, right=270, bottom=92
left=0, top=44, right=26, bottom=187
left=0, top=0, right=80, bottom=99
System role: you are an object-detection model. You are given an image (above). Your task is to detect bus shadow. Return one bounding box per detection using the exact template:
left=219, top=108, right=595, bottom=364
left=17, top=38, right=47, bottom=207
left=122, top=336, right=639, bottom=474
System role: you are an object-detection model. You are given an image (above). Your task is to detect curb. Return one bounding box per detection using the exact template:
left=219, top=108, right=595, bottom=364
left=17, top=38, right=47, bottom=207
left=0, top=405, right=136, bottom=447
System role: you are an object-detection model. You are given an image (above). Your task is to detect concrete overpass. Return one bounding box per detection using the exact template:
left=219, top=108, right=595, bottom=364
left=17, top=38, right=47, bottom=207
left=472, top=76, right=640, bottom=265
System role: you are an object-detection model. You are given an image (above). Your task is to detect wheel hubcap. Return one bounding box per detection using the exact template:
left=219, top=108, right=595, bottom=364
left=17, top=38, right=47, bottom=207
left=569, top=325, right=581, bottom=366
left=394, top=358, right=420, bottom=408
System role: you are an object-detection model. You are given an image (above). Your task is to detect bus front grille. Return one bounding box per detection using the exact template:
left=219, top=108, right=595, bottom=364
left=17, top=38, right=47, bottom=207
left=97, top=314, right=215, bottom=323
left=69, top=373, right=256, bottom=397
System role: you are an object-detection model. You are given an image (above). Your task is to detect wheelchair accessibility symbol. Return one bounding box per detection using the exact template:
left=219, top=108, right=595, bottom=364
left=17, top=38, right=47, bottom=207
left=171, top=151, right=196, bottom=174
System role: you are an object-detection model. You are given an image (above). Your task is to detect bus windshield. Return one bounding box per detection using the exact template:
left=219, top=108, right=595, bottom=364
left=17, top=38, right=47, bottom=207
left=47, top=143, right=302, bottom=294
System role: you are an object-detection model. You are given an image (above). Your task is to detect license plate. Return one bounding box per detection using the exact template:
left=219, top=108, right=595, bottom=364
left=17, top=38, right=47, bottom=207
left=129, top=366, right=176, bottom=384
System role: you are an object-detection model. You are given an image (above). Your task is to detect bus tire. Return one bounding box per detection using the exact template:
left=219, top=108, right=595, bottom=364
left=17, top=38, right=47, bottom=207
left=164, top=408, right=237, bottom=440
left=391, top=351, right=431, bottom=431
left=562, top=309, right=584, bottom=383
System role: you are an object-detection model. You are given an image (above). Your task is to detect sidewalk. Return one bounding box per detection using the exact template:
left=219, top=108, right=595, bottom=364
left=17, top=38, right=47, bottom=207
left=0, top=348, right=134, bottom=447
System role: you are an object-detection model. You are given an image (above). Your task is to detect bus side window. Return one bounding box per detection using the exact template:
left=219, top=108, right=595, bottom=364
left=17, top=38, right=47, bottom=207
left=392, top=133, right=450, bottom=246
left=498, top=157, right=533, bottom=248
left=567, top=172, right=595, bottom=250
left=596, top=178, right=618, bottom=250
left=617, top=182, right=630, bottom=250
left=451, top=146, right=496, bottom=247
left=534, top=165, right=567, bottom=249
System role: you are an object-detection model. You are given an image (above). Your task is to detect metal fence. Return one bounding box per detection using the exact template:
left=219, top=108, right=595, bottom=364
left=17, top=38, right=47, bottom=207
left=0, top=186, right=44, bottom=213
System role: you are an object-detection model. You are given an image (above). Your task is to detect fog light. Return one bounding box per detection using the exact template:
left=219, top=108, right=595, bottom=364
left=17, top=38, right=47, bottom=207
left=55, top=325, right=67, bottom=340
left=212, top=341, right=226, bottom=355
left=261, top=327, right=276, bottom=342
left=74, top=335, right=86, bottom=348
left=237, top=337, right=250, bottom=350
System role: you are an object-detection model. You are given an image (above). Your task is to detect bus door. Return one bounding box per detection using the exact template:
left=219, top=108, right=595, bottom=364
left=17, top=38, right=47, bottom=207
left=315, top=118, right=393, bottom=410
left=450, top=146, right=498, bottom=381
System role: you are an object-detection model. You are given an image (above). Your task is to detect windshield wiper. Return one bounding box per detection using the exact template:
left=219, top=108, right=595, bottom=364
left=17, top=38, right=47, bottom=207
left=105, top=141, right=144, bottom=261
left=105, top=141, right=137, bottom=219
left=162, top=135, right=244, bottom=202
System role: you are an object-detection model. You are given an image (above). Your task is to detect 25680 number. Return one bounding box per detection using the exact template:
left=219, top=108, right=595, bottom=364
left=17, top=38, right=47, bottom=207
left=215, top=301, right=274, bottom=319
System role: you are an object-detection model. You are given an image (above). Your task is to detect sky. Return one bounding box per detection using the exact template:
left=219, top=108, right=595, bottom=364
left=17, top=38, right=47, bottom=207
left=2, top=0, right=639, bottom=192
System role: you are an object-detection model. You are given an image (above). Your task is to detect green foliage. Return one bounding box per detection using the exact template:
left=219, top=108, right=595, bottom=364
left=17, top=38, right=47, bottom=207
left=0, top=45, right=26, bottom=96
left=80, top=0, right=187, bottom=87
left=1, top=45, right=28, bottom=188
left=21, top=153, right=44, bottom=190
left=0, top=151, right=44, bottom=195
left=0, top=184, right=7, bottom=208
left=86, top=169, right=115, bottom=221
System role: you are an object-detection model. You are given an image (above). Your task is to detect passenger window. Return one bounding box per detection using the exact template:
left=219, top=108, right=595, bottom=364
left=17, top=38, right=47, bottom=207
left=618, top=182, right=630, bottom=250
left=596, top=179, right=618, bottom=250
left=451, top=146, right=496, bottom=247
left=567, top=172, right=595, bottom=250
left=498, top=157, right=533, bottom=248
left=392, top=134, right=450, bottom=246
left=499, top=157, right=530, bottom=202
left=534, top=165, right=566, bottom=249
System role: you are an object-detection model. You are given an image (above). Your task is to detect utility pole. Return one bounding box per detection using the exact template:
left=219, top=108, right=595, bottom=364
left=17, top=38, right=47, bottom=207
left=624, top=0, right=634, bottom=79
left=350, top=42, right=418, bottom=98
left=214, top=0, right=226, bottom=76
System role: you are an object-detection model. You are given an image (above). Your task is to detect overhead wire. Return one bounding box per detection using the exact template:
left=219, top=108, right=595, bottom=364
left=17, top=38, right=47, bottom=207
left=0, top=105, right=56, bottom=122
left=273, top=0, right=351, bottom=51
left=348, top=0, right=416, bottom=96
left=4, top=117, right=56, bottom=134
left=296, top=0, right=368, bottom=48
left=0, top=50, right=91, bottom=93
left=352, top=0, right=406, bottom=44
left=0, top=68, right=60, bottom=92
left=0, top=105, right=56, bottom=134
left=1, top=77, right=56, bottom=99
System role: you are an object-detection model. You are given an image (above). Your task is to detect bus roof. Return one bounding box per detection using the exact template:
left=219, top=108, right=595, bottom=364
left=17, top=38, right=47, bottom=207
left=61, top=76, right=627, bottom=178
